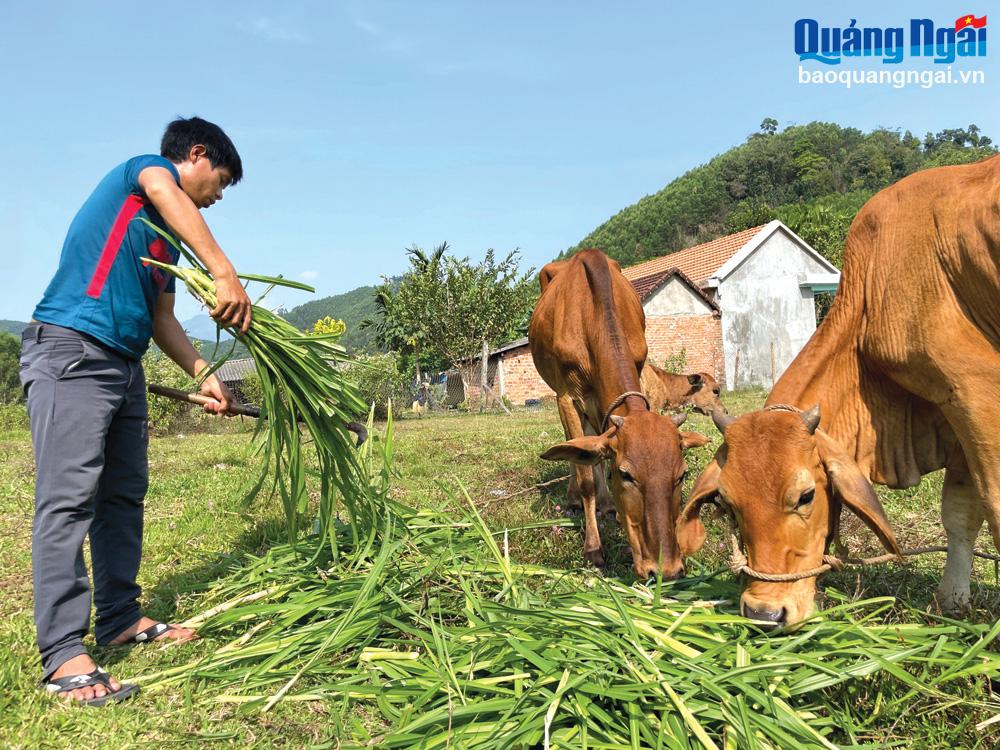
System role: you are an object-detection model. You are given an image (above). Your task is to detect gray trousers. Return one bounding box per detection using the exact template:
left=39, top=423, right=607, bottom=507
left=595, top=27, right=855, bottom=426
left=20, top=323, right=148, bottom=679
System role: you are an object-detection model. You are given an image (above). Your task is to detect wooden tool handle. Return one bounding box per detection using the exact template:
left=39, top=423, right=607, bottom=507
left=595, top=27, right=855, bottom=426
left=148, top=383, right=261, bottom=418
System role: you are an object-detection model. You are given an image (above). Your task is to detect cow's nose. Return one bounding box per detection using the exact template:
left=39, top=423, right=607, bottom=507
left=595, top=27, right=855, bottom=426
left=637, top=562, right=685, bottom=581
left=741, top=602, right=786, bottom=625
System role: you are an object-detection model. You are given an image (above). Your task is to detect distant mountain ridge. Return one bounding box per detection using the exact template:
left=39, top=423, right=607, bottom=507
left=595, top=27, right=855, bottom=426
left=181, top=315, right=233, bottom=342
left=0, top=320, right=27, bottom=336
left=280, top=283, right=384, bottom=352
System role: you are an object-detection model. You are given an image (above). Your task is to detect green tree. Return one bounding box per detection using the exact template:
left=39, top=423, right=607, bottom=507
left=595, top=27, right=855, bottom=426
left=0, top=332, right=22, bottom=404
left=367, top=243, right=535, bottom=377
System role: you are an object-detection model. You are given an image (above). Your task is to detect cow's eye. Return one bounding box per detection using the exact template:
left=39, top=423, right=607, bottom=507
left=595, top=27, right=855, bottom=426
left=712, top=388, right=721, bottom=396
left=796, top=489, right=816, bottom=508
left=618, top=467, right=635, bottom=483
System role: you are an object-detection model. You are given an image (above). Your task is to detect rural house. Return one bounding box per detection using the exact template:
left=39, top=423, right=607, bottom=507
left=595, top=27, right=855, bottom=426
left=622, top=220, right=840, bottom=389
left=467, top=255, right=725, bottom=406
left=473, top=219, right=839, bottom=405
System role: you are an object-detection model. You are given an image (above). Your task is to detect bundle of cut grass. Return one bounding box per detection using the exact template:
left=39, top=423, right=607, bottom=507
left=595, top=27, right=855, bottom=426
left=140, top=222, right=370, bottom=554
left=136, top=415, right=1000, bottom=749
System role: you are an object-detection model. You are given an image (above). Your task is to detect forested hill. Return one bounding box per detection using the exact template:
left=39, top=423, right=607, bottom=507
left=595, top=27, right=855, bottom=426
left=568, top=121, right=996, bottom=269
left=281, top=283, right=384, bottom=351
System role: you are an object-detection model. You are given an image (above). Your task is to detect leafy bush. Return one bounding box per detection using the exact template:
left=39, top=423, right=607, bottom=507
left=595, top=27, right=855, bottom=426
left=0, top=332, right=23, bottom=404
left=343, top=352, right=412, bottom=419
left=142, top=349, right=202, bottom=434
left=239, top=371, right=264, bottom=408
left=0, top=402, right=28, bottom=433
left=651, top=348, right=687, bottom=374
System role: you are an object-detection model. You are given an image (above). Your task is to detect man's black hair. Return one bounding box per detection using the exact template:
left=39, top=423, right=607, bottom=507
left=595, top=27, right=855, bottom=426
left=160, top=116, right=243, bottom=184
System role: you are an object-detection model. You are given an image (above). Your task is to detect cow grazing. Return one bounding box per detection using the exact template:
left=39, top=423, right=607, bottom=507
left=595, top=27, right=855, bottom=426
left=641, top=364, right=726, bottom=416
left=679, top=156, right=1000, bottom=626
left=530, top=249, right=708, bottom=579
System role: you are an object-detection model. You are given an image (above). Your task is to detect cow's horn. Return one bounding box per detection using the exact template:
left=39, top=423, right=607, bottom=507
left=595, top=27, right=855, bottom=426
left=801, top=405, right=821, bottom=435
left=671, top=412, right=687, bottom=427
left=609, top=414, right=625, bottom=429
left=712, top=408, right=736, bottom=435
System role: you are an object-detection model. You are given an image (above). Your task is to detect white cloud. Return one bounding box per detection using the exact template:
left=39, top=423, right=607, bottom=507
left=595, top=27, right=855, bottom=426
left=239, top=17, right=309, bottom=44
left=299, top=270, right=319, bottom=281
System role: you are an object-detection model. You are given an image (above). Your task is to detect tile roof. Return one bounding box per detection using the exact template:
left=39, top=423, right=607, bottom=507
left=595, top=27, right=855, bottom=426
left=630, top=269, right=674, bottom=299
left=621, top=225, right=767, bottom=285
left=215, top=358, right=257, bottom=382
left=629, top=267, right=720, bottom=312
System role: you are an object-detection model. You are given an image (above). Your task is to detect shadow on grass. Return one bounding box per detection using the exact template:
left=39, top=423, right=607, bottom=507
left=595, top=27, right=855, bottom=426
left=91, top=513, right=292, bottom=669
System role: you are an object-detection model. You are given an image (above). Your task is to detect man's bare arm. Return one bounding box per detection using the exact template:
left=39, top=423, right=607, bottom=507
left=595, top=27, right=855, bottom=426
left=139, top=166, right=252, bottom=333
left=152, top=292, right=235, bottom=414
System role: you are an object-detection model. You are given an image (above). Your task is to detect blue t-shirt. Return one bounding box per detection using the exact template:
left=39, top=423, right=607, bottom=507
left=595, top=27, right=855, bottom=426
left=33, top=155, right=182, bottom=359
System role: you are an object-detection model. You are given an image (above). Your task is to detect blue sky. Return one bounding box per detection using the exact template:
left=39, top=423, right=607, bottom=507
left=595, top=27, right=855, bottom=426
left=1, top=1, right=997, bottom=322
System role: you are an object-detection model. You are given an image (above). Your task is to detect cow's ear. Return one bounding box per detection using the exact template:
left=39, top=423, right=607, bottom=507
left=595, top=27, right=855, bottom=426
left=680, top=431, right=710, bottom=450
left=687, top=373, right=704, bottom=386
left=540, top=434, right=613, bottom=465
left=815, top=430, right=902, bottom=558
left=677, top=459, right=721, bottom=555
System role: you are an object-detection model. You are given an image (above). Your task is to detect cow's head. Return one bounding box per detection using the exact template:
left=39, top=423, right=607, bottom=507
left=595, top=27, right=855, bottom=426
left=682, top=373, right=726, bottom=416
left=542, top=411, right=709, bottom=580
left=677, top=406, right=901, bottom=627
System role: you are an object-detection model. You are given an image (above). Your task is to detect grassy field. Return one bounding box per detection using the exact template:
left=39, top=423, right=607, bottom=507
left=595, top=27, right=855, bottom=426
left=0, top=392, right=997, bottom=748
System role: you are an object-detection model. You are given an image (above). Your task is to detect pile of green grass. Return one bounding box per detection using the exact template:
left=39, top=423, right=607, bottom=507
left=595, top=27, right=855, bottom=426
left=135, top=416, right=1000, bottom=749
left=141, top=245, right=998, bottom=748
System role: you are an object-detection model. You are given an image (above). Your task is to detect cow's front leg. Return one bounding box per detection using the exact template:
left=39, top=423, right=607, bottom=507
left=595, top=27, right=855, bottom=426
left=555, top=394, right=605, bottom=567
left=576, top=462, right=605, bottom=568
left=593, top=461, right=614, bottom=515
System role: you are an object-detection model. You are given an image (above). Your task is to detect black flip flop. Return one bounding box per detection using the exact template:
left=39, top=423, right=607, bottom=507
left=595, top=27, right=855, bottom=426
left=44, top=667, right=139, bottom=707
left=131, top=622, right=176, bottom=643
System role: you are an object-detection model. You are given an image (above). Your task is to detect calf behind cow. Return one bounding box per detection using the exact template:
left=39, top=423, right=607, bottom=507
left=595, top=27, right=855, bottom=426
left=529, top=249, right=707, bottom=579
left=640, top=364, right=725, bottom=416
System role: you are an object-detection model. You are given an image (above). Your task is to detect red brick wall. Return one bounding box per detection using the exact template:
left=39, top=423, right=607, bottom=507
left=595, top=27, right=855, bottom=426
left=644, top=313, right=725, bottom=385
left=499, top=348, right=555, bottom=404
left=494, top=312, right=724, bottom=405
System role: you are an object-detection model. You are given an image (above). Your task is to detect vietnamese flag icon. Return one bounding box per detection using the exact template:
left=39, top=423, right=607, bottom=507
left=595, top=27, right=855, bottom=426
left=954, top=14, right=987, bottom=32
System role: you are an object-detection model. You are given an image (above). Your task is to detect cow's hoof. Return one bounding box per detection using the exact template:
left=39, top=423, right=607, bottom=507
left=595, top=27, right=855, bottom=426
left=584, top=549, right=606, bottom=568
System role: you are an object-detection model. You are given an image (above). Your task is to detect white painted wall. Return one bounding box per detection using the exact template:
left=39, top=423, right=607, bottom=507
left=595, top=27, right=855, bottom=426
left=717, top=229, right=832, bottom=389
left=643, top=277, right=714, bottom=316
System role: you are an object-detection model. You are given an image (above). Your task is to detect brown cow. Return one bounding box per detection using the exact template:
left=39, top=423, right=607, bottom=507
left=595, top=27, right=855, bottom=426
left=530, top=249, right=708, bottom=578
left=679, top=156, right=1000, bottom=626
left=641, top=364, right=726, bottom=416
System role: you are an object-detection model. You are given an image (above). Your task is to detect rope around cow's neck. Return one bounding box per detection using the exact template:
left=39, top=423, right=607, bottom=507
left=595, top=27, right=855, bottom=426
left=725, top=521, right=1000, bottom=582
left=600, top=391, right=650, bottom=433
left=721, top=402, right=1000, bottom=580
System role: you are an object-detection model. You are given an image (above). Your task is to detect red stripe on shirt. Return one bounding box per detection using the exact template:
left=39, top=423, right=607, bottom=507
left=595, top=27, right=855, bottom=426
left=85, top=193, right=147, bottom=298
left=143, top=238, right=172, bottom=291
left=146, top=237, right=171, bottom=264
